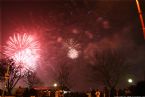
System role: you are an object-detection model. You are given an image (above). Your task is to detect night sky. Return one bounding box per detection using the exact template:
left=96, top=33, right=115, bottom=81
left=1, top=0, right=145, bottom=91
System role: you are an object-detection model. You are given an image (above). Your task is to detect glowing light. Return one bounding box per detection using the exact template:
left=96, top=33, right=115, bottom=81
left=4, top=33, right=40, bottom=72
left=128, top=78, right=133, bottom=83
left=53, top=83, right=57, bottom=87
left=67, top=48, right=79, bottom=59
left=64, top=39, right=80, bottom=59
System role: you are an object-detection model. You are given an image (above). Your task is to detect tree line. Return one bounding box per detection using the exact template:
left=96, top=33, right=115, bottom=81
left=0, top=48, right=130, bottom=95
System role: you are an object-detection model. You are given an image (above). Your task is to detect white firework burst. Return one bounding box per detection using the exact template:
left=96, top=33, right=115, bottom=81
left=64, top=38, right=80, bottom=59
left=4, top=33, right=40, bottom=72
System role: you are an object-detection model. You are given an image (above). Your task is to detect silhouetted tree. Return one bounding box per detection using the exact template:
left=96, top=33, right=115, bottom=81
left=134, top=80, right=145, bottom=96
left=24, top=70, right=41, bottom=88
left=90, top=49, right=128, bottom=90
left=0, top=59, right=7, bottom=81
left=0, top=58, right=23, bottom=95
left=53, top=63, right=71, bottom=90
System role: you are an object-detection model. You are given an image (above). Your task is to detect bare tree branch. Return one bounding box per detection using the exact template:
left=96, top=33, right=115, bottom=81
left=89, top=48, right=129, bottom=89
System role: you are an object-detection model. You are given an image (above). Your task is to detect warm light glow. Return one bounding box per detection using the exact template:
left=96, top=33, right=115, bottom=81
left=53, top=83, right=57, bottom=87
left=4, top=33, right=40, bottom=72
left=128, top=78, right=133, bottom=83
left=136, top=0, right=145, bottom=39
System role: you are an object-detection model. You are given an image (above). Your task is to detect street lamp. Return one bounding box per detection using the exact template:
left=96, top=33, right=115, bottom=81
left=128, top=78, right=133, bottom=84
left=53, top=83, right=58, bottom=87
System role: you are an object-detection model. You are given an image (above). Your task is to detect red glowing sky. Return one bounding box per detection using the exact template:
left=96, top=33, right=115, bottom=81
left=1, top=0, right=145, bottom=91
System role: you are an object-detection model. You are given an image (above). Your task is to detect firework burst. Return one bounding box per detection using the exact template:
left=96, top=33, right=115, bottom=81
left=64, top=39, right=80, bottom=49
left=67, top=48, right=79, bottom=59
left=64, top=39, right=80, bottom=59
left=4, top=33, right=40, bottom=72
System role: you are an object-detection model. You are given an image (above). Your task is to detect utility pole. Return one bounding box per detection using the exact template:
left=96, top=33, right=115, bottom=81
left=136, top=0, right=145, bottom=81
left=136, top=0, right=145, bottom=39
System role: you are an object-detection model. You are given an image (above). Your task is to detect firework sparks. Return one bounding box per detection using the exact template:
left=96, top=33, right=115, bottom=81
left=64, top=39, right=80, bottom=49
left=67, top=48, right=79, bottom=59
left=4, top=33, right=40, bottom=72
left=64, top=39, right=80, bottom=59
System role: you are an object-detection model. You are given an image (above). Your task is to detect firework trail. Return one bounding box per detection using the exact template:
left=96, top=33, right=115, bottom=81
left=4, top=33, right=40, bottom=72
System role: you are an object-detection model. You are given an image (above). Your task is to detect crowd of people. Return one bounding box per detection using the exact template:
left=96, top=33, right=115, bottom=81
left=0, top=80, right=145, bottom=97
left=13, top=85, right=144, bottom=97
